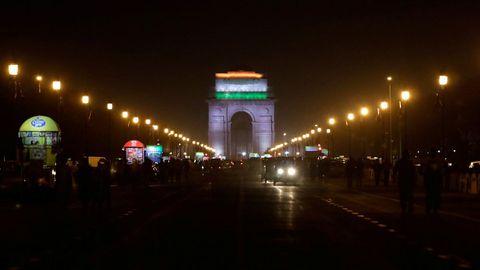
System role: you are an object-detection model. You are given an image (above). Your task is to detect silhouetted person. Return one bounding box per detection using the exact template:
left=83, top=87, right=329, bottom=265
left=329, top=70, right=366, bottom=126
left=309, top=158, right=317, bottom=181
left=394, top=150, right=416, bottom=215
left=182, top=159, right=191, bottom=183
left=54, top=153, right=72, bottom=207
left=373, top=159, right=382, bottom=186
left=174, top=158, right=182, bottom=183
left=76, top=157, right=93, bottom=209
left=158, top=159, right=167, bottom=184
left=423, top=149, right=443, bottom=214
left=355, top=158, right=364, bottom=188
left=383, top=159, right=391, bottom=186
left=142, top=157, right=153, bottom=184
left=345, top=157, right=355, bottom=188
left=95, top=159, right=111, bottom=209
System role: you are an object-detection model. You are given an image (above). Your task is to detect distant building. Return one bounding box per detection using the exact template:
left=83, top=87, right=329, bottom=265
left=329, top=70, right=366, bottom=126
left=208, top=70, right=275, bottom=159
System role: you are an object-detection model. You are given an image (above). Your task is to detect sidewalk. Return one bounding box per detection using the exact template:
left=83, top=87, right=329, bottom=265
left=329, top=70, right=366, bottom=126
left=311, top=177, right=480, bottom=269
left=327, top=176, right=480, bottom=222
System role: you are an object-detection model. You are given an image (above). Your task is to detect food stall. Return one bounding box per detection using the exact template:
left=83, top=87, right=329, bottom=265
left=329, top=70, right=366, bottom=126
left=123, top=140, right=145, bottom=164
left=18, top=115, right=61, bottom=167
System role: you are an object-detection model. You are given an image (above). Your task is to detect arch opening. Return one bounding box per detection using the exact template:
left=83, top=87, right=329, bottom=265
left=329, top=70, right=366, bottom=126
left=230, top=112, right=253, bottom=159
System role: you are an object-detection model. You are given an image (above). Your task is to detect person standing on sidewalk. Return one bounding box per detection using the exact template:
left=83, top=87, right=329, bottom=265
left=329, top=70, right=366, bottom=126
left=423, top=149, right=443, bottom=214
left=345, top=157, right=355, bottom=188
left=394, top=150, right=416, bottom=215
left=373, top=159, right=382, bottom=186
left=355, top=158, right=364, bottom=188
left=383, top=158, right=391, bottom=186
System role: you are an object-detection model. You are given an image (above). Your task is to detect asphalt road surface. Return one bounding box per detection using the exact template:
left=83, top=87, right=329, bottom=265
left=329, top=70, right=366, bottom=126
left=2, top=170, right=477, bottom=270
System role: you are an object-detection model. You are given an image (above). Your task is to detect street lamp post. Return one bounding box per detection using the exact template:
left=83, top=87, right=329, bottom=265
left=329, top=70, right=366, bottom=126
left=386, top=76, right=393, bottom=163
left=360, top=107, right=369, bottom=156
left=438, top=75, right=448, bottom=157
left=35, top=75, right=43, bottom=94
left=81, top=95, right=90, bottom=156
left=379, top=101, right=389, bottom=160
left=122, top=111, right=129, bottom=142
left=400, top=90, right=411, bottom=155
left=145, top=119, right=151, bottom=143
left=132, top=116, right=140, bottom=138
left=107, top=102, right=113, bottom=159
left=8, top=64, right=21, bottom=99
left=52, top=80, right=62, bottom=120
left=347, top=113, right=355, bottom=157
left=328, top=117, right=336, bottom=157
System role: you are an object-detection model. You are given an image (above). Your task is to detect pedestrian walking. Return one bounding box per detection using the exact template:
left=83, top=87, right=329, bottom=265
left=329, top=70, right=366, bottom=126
left=345, top=157, right=355, bottom=188
left=383, top=159, right=391, bottom=186
left=182, top=158, right=191, bottom=183
left=54, top=153, right=73, bottom=207
left=423, top=149, right=443, bottom=214
left=355, top=158, right=364, bottom=188
left=373, top=159, right=382, bottom=186
left=76, top=157, right=93, bottom=209
left=94, top=159, right=111, bottom=209
left=394, top=150, right=416, bottom=215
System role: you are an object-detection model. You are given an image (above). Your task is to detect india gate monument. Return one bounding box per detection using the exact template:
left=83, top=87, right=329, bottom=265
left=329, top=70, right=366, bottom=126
left=208, top=70, right=275, bottom=160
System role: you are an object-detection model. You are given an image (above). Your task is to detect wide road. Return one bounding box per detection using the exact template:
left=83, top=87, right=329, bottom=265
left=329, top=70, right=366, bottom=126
left=81, top=172, right=469, bottom=270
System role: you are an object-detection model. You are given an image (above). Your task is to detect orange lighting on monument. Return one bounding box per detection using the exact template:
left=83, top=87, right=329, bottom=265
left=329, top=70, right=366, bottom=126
left=215, top=71, right=263, bottom=79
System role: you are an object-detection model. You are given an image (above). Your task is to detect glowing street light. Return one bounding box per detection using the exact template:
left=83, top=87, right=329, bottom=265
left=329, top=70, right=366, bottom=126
left=107, top=102, right=113, bottom=110
left=36, top=75, right=43, bottom=82
left=81, top=95, right=90, bottom=104
left=145, top=119, right=151, bottom=125
left=122, top=111, right=129, bottom=119
left=380, top=101, right=389, bottom=110
left=386, top=76, right=392, bottom=81
left=8, top=64, right=21, bottom=98
left=317, top=127, right=322, bottom=133
left=347, top=113, right=355, bottom=121
left=401, top=90, right=410, bottom=101
left=52, top=80, right=62, bottom=91
left=328, top=117, right=336, bottom=125
left=8, top=64, right=18, bottom=76
left=360, top=107, right=369, bottom=116
left=310, top=129, right=315, bottom=134
left=326, top=128, right=331, bottom=134
left=132, top=116, right=139, bottom=124
left=439, top=75, right=448, bottom=87
left=153, top=125, right=159, bottom=130
left=164, top=128, right=169, bottom=134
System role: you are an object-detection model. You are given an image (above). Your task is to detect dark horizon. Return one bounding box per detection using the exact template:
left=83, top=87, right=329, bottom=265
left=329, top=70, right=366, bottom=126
left=1, top=1, right=480, bottom=148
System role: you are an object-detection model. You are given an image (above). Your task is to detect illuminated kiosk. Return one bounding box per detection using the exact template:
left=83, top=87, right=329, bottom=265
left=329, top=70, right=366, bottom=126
left=123, top=140, right=145, bottom=164
left=145, top=145, right=163, bottom=164
left=208, top=70, right=275, bottom=159
left=18, top=115, right=61, bottom=167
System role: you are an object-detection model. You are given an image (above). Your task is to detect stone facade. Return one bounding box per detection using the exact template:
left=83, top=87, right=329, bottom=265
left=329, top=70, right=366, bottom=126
left=208, top=99, right=275, bottom=159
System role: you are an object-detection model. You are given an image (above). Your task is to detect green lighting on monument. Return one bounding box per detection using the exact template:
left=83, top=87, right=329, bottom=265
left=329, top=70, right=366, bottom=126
left=215, top=92, right=267, bottom=100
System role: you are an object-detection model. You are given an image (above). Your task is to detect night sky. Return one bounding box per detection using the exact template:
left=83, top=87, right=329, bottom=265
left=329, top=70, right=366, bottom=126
left=2, top=1, right=480, bottom=144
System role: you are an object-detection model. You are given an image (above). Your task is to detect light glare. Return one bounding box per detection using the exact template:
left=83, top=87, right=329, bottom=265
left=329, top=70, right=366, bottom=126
left=8, top=64, right=18, bottom=76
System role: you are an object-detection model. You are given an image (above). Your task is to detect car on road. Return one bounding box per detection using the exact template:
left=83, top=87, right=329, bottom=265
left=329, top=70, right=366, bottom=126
left=272, top=157, right=300, bottom=186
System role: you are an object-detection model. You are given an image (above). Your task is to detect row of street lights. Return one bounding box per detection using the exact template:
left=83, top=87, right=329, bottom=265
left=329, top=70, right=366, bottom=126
left=6, top=63, right=216, bottom=156
left=270, top=75, right=449, bottom=161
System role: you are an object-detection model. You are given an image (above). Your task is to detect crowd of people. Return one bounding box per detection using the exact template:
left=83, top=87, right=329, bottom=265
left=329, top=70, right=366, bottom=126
left=10, top=154, right=195, bottom=209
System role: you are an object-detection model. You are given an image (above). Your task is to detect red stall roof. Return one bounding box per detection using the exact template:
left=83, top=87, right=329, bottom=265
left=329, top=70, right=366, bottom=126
left=124, top=140, right=145, bottom=148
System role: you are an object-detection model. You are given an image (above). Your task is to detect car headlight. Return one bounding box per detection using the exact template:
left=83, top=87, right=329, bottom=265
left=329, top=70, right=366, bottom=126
left=277, top=168, right=284, bottom=175
left=287, top=167, right=296, bottom=176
